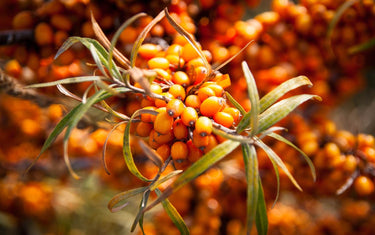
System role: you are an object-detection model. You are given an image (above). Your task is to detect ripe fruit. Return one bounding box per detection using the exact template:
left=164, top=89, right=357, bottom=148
left=181, top=107, right=198, bottom=127
left=214, top=111, right=234, bottom=128
left=171, top=141, right=188, bottom=161
left=354, top=176, right=375, bottom=196
left=200, top=96, right=225, bottom=117
left=167, top=99, right=185, bottom=118
left=195, top=116, right=212, bottom=137
left=154, top=109, right=174, bottom=134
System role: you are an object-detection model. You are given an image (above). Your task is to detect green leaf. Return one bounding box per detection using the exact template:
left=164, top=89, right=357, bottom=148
left=212, top=126, right=254, bottom=144
left=224, top=91, right=246, bottom=116
left=242, top=144, right=259, bottom=234
left=108, top=187, right=148, bottom=213
left=108, top=13, right=146, bottom=77
left=24, top=104, right=82, bottom=176
left=131, top=190, right=150, bottom=232
left=255, top=179, right=268, bottom=235
left=255, top=138, right=302, bottom=191
left=25, top=76, right=105, bottom=88
left=130, top=10, right=165, bottom=67
left=150, top=170, right=183, bottom=191
left=268, top=132, right=316, bottom=181
left=348, top=37, right=375, bottom=54
left=258, top=94, right=321, bottom=133
left=145, top=140, right=240, bottom=212
left=123, top=109, right=157, bottom=182
left=155, top=189, right=189, bottom=235
left=138, top=139, right=163, bottom=169
left=89, top=43, right=110, bottom=78
left=259, top=76, right=312, bottom=113
left=237, top=62, right=260, bottom=134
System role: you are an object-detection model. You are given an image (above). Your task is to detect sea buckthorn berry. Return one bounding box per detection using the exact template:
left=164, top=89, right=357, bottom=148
left=223, top=107, right=241, bottom=123
left=151, top=107, right=166, bottom=122
left=357, top=133, right=375, bottom=149
left=153, top=130, right=174, bottom=146
left=138, top=43, right=161, bottom=59
left=166, top=44, right=183, bottom=55
left=35, top=22, right=54, bottom=46
left=141, top=98, right=154, bottom=107
left=173, top=119, right=188, bottom=140
left=150, top=84, right=162, bottom=95
left=154, top=68, right=172, bottom=81
left=166, top=99, right=185, bottom=118
left=187, top=58, right=206, bottom=71
left=200, top=97, right=225, bottom=117
left=149, top=130, right=161, bottom=149
left=154, top=109, right=174, bottom=134
left=181, top=107, right=198, bottom=127
left=166, top=54, right=185, bottom=68
left=354, top=175, right=375, bottom=196
left=172, top=71, right=190, bottom=86
left=169, top=84, right=186, bottom=100
left=203, top=135, right=219, bottom=153
left=171, top=141, right=188, bottom=161
left=192, top=130, right=209, bottom=150
left=206, top=83, right=224, bottom=97
left=193, top=66, right=208, bottom=85
left=195, top=116, right=212, bottom=137
left=181, top=42, right=200, bottom=62
left=324, top=142, right=341, bottom=159
left=155, top=92, right=173, bottom=108
left=198, top=87, right=215, bottom=101
left=214, top=111, right=234, bottom=128
left=148, top=57, right=170, bottom=70
left=141, top=106, right=157, bottom=123
left=187, top=140, right=203, bottom=163
left=185, top=95, right=201, bottom=109
left=156, top=144, right=171, bottom=161
left=136, top=122, right=153, bottom=137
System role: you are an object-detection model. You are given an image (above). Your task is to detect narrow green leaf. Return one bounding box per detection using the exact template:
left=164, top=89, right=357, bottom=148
left=131, top=190, right=150, bottom=232
left=255, top=138, right=302, bottom=191
left=224, top=91, right=246, bottom=115
left=24, top=104, right=82, bottom=176
left=25, top=76, right=105, bottom=88
left=89, top=43, right=110, bottom=78
left=212, top=126, right=253, bottom=144
left=255, top=179, right=268, bottom=235
left=123, top=109, right=157, bottom=182
left=130, top=10, right=165, bottom=67
left=268, top=132, right=316, bottom=181
left=348, top=37, right=375, bottom=54
left=108, top=187, right=148, bottom=213
left=108, top=13, right=146, bottom=77
left=150, top=170, right=183, bottom=191
left=258, top=94, right=321, bottom=133
left=242, top=144, right=259, bottom=234
left=259, top=76, right=312, bottom=113
left=145, top=140, right=240, bottom=212
left=155, top=189, right=189, bottom=235
left=238, top=62, right=260, bottom=135
left=138, top=139, right=163, bottom=169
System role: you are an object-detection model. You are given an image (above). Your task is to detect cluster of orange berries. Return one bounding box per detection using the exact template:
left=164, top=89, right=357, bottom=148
left=129, top=40, right=241, bottom=168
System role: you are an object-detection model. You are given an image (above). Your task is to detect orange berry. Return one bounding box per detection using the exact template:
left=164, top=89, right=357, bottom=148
left=205, top=83, right=224, bottom=97
left=172, top=71, right=190, bottom=86
left=136, top=122, right=153, bottom=137
left=173, top=119, right=188, bottom=140
left=354, top=176, right=374, bottom=196
left=119, top=26, right=138, bottom=44
left=195, top=116, right=212, bottom=137
left=186, top=58, right=206, bottom=71
left=185, top=95, right=201, bottom=109
left=193, top=66, right=208, bottom=85
left=171, top=141, right=188, bottom=161
left=166, top=99, right=185, bottom=118
left=148, top=57, right=170, bottom=70
left=34, top=22, right=54, bottom=46
left=155, top=92, right=173, bottom=108
left=12, top=11, right=35, bottom=29
left=181, top=107, right=198, bottom=127
left=138, top=43, right=161, bottom=59
left=51, top=14, right=72, bottom=31
left=156, top=144, right=171, bottom=161
left=150, top=129, right=174, bottom=146
left=166, top=44, right=183, bottom=55
left=151, top=107, right=166, bottom=122
left=198, top=86, right=215, bottom=101
left=200, top=96, right=225, bottom=117
left=141, top=98, right=155, bottom=107
left=192, top=130, right=209, bottom=149
left=187, top=140, right=203, bottom=163
left=154, top=109, right=174, bottom=134
left=166, top=54, right=185, bottom=68
left=203, top=135, right=219, bottom=153
left=222, top=107, right=241, bottom=123
left=324, top=142, right=341, bottom=159
left=168, top=84, right=186, bottom=100
left=181, top=42, right=200, bottom=62
left=4, top=59, right=22, bottom=78
left=214, top=111, right=234, bottom=128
